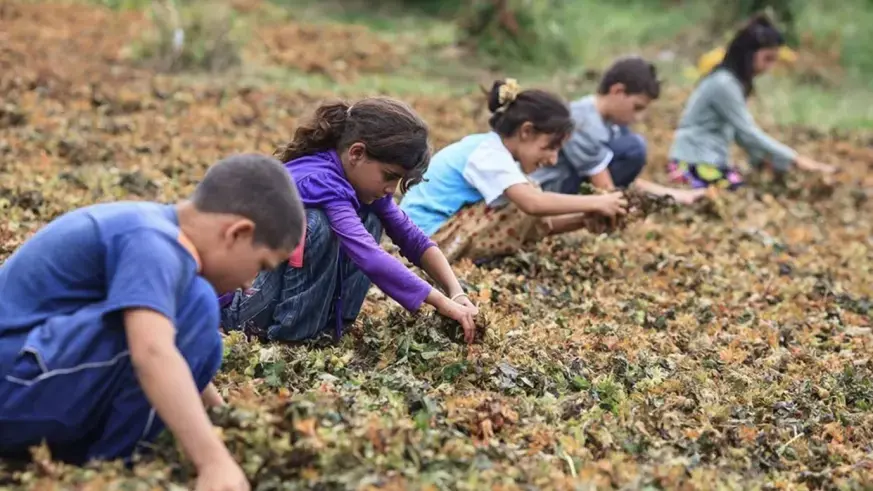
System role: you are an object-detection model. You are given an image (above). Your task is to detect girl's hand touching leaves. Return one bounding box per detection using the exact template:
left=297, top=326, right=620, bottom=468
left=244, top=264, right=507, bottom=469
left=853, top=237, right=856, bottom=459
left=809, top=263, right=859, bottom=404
left=195, top=458, right=250, bottom=491
left=452, top=293, right=479, bottom=315
left=428, top=290, right=478, bottom=344
left=446, top=302, right=478, bottom=344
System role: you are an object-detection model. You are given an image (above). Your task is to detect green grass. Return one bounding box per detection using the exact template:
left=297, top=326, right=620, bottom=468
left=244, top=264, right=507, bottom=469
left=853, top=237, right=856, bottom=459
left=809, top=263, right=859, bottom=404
left=266, top=0, right=458, bottom=37
left=513, top=0, right=713, bottom=68
left=234, top=65, right=472, bottom=98
left=796, top=0, right=873, bottom=81
left=521, top=0, right=873, bottom=130
left=83, top=0, right=873, bottom=129
left=264, top=0, right=712, bottom=68
left=755, top=75, right=873, bottom=130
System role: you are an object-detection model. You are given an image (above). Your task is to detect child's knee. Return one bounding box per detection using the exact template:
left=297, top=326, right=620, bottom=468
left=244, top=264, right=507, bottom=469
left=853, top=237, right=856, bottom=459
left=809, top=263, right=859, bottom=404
left=624, top=134, right=647, bottom=162
left=300, top=209, right=343, bottom=263
left=305, top=209, right=333, bottom=244
left=609, top=133, right=647, bottom=164
left=631, top=134, right=647, bottom=156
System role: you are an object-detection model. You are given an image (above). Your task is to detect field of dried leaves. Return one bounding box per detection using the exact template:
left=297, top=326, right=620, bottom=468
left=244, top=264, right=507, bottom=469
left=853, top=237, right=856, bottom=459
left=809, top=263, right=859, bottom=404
left=2, top=1, right=873, bottom=490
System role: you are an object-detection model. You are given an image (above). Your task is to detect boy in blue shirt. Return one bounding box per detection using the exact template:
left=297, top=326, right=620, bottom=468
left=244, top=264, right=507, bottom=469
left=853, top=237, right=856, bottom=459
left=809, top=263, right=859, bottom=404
left=0, top=154, right=305, bottom=491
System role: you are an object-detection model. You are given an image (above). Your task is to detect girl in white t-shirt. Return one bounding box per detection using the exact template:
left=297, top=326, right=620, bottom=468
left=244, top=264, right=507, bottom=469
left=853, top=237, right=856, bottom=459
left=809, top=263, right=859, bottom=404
left=399, top=79, right=628, bottom=263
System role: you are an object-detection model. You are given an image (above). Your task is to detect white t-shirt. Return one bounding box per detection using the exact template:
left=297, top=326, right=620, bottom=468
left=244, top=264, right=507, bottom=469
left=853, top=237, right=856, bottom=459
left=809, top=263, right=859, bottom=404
left=461, top=132, right=529, bottom=207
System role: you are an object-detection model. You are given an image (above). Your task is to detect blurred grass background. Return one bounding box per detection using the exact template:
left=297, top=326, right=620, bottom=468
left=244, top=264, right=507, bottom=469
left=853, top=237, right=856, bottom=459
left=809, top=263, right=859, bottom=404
left=96, top=0, right=873, bottom=129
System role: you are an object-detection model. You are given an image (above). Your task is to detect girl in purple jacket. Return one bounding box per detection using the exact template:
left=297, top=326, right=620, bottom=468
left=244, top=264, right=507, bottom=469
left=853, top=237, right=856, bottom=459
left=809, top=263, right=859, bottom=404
left=221, top=97, right=479, bottom=343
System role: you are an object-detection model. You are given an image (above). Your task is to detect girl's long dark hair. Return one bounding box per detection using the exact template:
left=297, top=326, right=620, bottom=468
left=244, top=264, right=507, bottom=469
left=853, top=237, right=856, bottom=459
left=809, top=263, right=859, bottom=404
left=275, top=97, right=431, bottom=193
left=716, top=14, right=785, bottom=97
left=487, top=80, right=573, bottom=147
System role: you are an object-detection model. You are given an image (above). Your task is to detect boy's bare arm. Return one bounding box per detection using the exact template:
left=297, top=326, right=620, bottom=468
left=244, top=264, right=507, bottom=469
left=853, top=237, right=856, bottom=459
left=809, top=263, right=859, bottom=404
left=589, top=169, right=616, bottom=191
left=124, top=309, right=248, bottom=491
left=631, top=178, right=672, bottom=195
left=591, top=172, right=703, bottom=204
left=632, top=179, right=706, bottom=204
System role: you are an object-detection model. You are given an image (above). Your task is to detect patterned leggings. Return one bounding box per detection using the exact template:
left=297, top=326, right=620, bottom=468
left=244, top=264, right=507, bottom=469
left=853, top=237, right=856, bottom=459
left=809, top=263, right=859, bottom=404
left=667, top=160, right=745, bottom=190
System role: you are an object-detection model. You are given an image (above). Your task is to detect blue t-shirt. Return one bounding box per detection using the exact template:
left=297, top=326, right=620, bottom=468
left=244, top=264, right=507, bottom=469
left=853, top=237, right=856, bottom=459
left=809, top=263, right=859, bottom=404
left=0, top=201, right=212, bottom=372
left=399, top=132, right=529, bottom=237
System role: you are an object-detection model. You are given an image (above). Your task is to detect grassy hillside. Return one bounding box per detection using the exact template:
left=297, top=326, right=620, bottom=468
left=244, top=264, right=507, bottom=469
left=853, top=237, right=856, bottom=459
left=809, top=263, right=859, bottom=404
left=248, top=0, right=873, bottom=129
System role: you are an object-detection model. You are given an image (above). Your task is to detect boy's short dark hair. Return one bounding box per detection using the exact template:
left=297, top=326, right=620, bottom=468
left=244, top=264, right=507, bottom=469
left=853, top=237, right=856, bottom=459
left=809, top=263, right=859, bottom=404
left=192, top=154, right=305, bottom=250
left=597, top=56, right=661, bottom=99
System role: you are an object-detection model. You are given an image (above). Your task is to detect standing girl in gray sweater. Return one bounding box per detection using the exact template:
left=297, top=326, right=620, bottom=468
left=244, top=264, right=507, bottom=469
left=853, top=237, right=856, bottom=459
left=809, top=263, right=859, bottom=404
left=668, top=15, right=836, bottom=190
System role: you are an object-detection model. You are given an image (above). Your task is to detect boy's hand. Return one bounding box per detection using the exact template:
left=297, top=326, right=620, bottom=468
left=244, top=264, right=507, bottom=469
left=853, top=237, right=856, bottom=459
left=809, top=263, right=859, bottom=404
left=195, top=459, right=250, bottom=491
left=668, top=188, right=707, bottom=205
left=594, top=192, right=629, bottom=217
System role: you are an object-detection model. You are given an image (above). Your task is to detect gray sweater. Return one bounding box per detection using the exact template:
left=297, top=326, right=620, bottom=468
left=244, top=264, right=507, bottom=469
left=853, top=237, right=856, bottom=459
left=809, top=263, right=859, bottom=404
left=669, top=69, right=796, bottom=171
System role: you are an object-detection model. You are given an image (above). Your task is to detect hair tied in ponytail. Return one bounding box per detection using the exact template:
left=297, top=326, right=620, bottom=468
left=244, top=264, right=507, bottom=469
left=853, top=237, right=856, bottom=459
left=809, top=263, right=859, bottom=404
left=750, top=12, right=774, bottom=27
left=495, top=78, right=521, bottom=113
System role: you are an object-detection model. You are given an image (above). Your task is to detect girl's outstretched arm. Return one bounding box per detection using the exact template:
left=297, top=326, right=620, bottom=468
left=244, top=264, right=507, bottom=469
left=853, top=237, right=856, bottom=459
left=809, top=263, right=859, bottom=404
left=419, top=246, right=465, bottom=298
left=325, top=200, right=479, bottom=341
left=419, top=246, right=478, bottom=312
left=710, top=74, right=834, bottom=175
left=325, top=202, right=432, bottom=312
left=370, top=198, right=479, bottom=341
left=504, top=182, right=628, bottom=217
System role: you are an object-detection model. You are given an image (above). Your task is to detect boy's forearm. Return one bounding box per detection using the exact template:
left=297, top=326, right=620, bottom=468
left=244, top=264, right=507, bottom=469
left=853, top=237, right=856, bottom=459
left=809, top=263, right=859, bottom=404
left=589, top=169, right=615, bottom=191
left=419, top=246, right=464, bottom=297
left=133, top=347, right=231, bottom=470
left=631, top=179, right=671, bottom=196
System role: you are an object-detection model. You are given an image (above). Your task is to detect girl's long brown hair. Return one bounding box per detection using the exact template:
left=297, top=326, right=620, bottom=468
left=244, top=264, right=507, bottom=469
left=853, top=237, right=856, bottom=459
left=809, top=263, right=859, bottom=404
left=275, top=97, right=431, bottom=193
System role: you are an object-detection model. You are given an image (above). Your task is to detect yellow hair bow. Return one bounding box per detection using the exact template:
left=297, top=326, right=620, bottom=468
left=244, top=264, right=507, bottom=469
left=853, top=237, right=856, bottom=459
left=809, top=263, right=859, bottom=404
left=496, top=78, right=521, bottom=112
